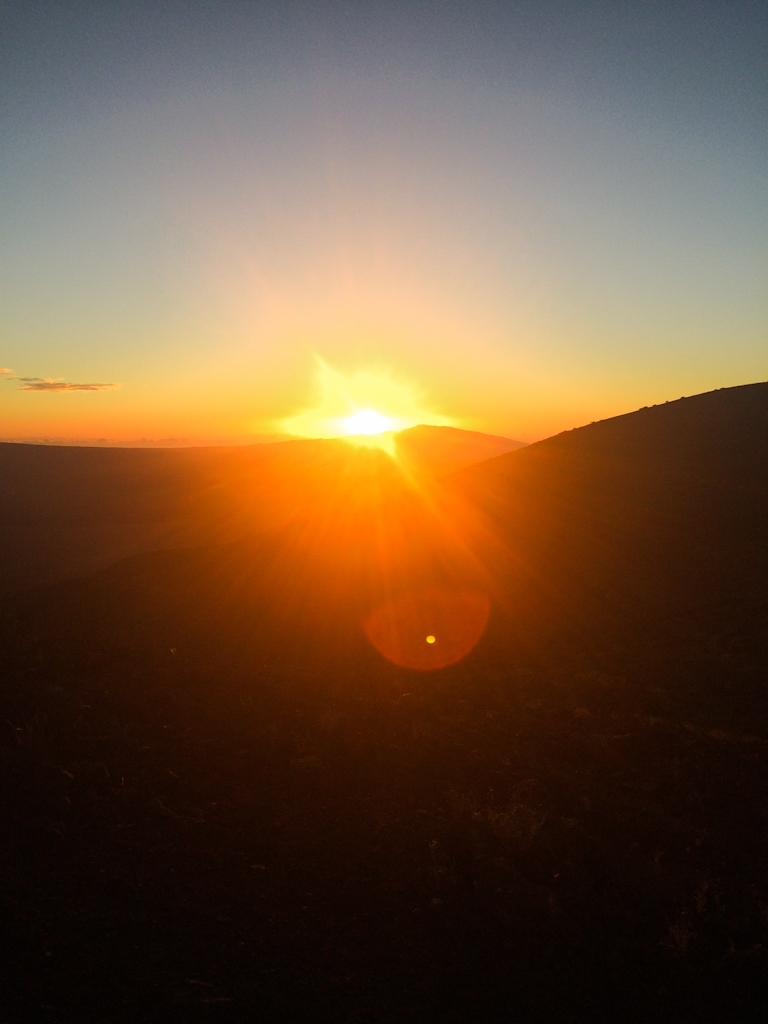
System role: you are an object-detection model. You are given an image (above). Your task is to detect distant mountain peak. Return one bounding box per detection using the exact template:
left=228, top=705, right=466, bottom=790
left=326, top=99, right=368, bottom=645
left=394, top=424, right=527, bottom=476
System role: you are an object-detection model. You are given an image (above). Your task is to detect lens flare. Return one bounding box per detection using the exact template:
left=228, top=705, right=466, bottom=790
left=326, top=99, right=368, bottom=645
left=363, top=588, right=490, bottom=670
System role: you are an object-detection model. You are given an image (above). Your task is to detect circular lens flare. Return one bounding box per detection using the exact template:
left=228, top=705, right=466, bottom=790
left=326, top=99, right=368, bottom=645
left=363, top=588, right=490, bottom=670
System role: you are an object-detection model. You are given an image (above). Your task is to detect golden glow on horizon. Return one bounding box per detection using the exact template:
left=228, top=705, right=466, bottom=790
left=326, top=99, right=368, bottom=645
left=278, top=357, right=454, bottom=441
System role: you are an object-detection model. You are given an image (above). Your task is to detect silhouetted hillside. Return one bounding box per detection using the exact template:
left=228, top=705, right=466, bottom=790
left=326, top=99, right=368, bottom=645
left=452, top=382, right=768, bottom=644
left=8, top=382, right=765, bottom=716
left=395, top=425, right=526, bottom=476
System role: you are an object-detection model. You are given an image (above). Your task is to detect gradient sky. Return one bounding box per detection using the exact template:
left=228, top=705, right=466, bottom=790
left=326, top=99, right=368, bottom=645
left=1, top=1, right=765, bottom=443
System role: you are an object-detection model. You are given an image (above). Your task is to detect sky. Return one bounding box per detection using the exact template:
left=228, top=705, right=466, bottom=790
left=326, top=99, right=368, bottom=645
left=0, top=0, right=765, bottom=444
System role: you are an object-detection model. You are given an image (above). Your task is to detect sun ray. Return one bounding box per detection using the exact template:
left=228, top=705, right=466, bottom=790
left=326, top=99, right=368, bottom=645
left=277, top=357, right=454, bottom=445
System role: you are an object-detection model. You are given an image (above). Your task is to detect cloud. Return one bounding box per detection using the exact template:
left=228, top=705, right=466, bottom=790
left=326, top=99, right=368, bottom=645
left=17, top=377, right=121, bottom=392
left=0, top=368, right=12, bottom=375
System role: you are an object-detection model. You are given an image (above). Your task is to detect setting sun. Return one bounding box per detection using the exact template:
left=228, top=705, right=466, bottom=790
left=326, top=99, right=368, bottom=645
left=278, top=357, right=453, bottom=441
left=342, top=409, right=393, bottom=435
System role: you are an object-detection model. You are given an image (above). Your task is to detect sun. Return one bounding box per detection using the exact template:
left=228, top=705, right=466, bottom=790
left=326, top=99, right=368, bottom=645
left=277, top=357, right=454, bottom=442
left=342, top=409, right=394, bottom=436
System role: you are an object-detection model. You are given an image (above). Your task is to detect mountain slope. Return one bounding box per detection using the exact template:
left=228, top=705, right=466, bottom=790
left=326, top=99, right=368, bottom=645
left=451, top=381, right=768, bottom=643
left=395, top=424, right=526, bottom=476
left=6, top=382, right=766, bottom=684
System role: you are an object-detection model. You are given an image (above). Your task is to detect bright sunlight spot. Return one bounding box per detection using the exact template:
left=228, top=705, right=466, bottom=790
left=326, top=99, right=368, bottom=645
left=426, top=635, right=436, bottom=644
left=278, top=357, right=454, bottom=441
left=342, top=409, right=394, bottom=435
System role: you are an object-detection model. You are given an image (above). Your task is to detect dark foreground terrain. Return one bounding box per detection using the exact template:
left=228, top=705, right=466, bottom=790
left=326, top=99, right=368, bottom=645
left=0, top=384, right=766, bottom=1022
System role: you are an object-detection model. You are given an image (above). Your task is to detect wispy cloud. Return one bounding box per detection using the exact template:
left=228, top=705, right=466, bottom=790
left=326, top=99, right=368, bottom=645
left=16, top=377, right=121, bottom=392
left=0, top=368, right=12, bottom=375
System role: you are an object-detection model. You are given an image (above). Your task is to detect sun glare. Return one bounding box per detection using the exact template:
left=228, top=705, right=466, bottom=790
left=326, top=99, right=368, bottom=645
left=278, top=357, right=453, bottom=442
left=342, top=409, right=394, bottom=435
